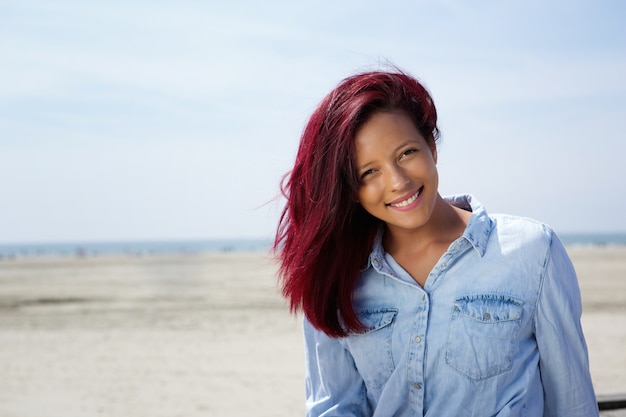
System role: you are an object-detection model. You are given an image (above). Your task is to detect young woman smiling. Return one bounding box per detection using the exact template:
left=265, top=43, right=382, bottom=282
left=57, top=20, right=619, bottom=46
left=274, top=70, right=598, bottom=416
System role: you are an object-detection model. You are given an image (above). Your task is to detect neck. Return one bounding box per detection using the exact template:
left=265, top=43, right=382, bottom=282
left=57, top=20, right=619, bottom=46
left=383, top=194, right=470, bottom=255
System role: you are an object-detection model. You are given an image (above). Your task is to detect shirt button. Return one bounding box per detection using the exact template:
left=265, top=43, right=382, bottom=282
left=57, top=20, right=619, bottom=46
left=483, top=312, right=491, bottom=320
left=414, top=383, right=421, bottom=390
left=415, top=336, right=422, bottom=344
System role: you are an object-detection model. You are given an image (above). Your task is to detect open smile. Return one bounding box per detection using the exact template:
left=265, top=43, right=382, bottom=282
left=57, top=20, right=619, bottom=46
left=387, top=187, right=423, bottom=209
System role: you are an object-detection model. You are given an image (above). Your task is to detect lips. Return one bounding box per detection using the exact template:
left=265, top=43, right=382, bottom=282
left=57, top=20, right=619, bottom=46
left=387, top=187, right=422, bottom=208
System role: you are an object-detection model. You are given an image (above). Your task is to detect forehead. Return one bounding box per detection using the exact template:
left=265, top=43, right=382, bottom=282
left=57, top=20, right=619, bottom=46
left=354, top=111, right=426, bottom=149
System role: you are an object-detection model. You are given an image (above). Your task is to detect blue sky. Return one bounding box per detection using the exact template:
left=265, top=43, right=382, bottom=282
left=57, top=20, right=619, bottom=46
left=1, top=0, right=625, bottom=242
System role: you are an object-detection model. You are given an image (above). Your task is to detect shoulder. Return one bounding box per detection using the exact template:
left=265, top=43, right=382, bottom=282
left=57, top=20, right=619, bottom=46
left=447, top=195, right=558, bottom=258
left=488, top=213, right=555, bottom=253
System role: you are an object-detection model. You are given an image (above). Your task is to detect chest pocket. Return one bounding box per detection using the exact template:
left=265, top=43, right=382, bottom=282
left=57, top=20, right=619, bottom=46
left=445, top=295, right=523, bottom=380
left=344, top=308, right=397, bottom=390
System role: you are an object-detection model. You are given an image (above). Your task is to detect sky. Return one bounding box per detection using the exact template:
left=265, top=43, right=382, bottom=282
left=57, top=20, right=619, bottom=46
left=1, top=0, right=625, bottom=243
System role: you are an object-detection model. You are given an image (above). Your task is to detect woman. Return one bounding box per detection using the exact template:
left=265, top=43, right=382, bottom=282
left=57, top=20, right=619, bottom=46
left=274, top=69, right=598, bottom=416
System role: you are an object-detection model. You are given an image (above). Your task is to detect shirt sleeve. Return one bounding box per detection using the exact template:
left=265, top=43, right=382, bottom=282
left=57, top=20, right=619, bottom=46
left=534, top=231, right=599, bottom=417
left=303, top=318, right=371, bottom=417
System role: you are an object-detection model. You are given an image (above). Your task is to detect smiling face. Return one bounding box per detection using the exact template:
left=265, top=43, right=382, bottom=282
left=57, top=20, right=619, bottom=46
left=354, top=110, right=439, bottom=237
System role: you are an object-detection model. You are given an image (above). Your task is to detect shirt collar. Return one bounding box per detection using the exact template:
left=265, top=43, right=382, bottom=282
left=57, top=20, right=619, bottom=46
left=449, top=194, right=493, bottom=257
left=366, top=194, right=494, bottom=270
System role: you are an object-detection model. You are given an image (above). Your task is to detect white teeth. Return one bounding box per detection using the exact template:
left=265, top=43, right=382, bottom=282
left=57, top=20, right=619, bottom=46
left=390, top=190, right=420, bottom=207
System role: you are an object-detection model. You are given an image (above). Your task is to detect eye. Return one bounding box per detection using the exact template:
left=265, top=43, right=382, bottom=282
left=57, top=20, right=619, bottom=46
left=400, top=148, right=418, bottom=158
left=360, top=168, right=376, bottom=180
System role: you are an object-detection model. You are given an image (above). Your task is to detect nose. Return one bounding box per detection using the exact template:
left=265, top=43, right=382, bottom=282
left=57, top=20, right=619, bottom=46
left=386, top=164, right=410, bottom=192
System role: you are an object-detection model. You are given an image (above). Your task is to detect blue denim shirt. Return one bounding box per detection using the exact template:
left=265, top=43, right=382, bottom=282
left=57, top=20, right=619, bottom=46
left=303, top=195, right=598, bottom=417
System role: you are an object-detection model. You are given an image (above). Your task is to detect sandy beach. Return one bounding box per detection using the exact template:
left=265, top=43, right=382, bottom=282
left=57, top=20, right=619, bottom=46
left=0, top=246, right=624, bottom=416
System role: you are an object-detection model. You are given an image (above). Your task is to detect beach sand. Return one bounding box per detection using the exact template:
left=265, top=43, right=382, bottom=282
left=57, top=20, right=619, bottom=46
left=0, top=246, right=624, bottom=416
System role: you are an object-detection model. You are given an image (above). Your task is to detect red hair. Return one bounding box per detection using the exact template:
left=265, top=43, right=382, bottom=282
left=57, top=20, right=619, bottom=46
left=275, top=70, right=440, bottom=337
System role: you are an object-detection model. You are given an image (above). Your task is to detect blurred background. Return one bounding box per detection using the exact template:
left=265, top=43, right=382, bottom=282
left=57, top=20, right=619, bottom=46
left=1, top=0, right=625, bottom=245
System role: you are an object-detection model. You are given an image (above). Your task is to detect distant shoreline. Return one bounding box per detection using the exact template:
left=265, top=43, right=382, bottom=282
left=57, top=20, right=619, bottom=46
left=1, top=234, right=625, bottom=259
left=0, top=238, right=273, bottom=259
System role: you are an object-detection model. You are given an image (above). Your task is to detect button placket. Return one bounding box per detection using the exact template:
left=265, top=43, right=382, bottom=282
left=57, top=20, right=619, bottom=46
left=407, top=295, right=428, bottom=411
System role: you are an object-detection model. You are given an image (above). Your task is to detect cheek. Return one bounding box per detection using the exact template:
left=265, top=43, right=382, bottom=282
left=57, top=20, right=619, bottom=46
left=356, top=188, right=367, bottom=204
left=357, top=184, right=382, bottom=206
left=356, top=185, right=370, bottom=204
left=418, top=157, right=439, bottom=180
left=429, top=161, right=439, bottom=182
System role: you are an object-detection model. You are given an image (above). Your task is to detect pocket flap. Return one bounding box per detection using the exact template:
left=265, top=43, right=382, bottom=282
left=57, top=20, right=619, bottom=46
left=454, top=295, right=523, bottom=323
left=352, top=308, right=398, bottom=335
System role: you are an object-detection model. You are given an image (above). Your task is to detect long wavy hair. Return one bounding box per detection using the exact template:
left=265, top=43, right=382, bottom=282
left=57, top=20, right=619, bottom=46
left=274, top=70, right=440, bottom=337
